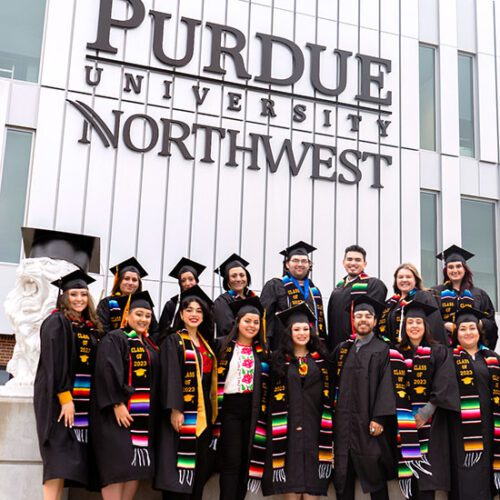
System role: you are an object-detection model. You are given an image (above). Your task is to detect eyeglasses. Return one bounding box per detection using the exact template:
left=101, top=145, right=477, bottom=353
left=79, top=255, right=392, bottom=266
left=289, top=258, right=310, bottom=265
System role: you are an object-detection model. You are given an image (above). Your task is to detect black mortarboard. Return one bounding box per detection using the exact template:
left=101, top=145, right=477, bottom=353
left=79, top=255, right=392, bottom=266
left=128, top=291, right=155, bottom=311
left=228, top=296, right=264, bottom=318
left=276, top=302, right=317, bottom=328
left=403, top=300, right=438, bottom=319
left=279, top=241, right=317, bottom=259
left=51, top=269, right=95, bottom=292
left=349, top=295, right=385, bottom=317
left=455, top=307, right=488, bottom=326
left=109, top=257, right=148, bottom=279
left=215, top=253, right=250, bottom=277
left=169, top=257, right=206, bottom=280
left=180, top=284, right=214, bottom=308
left=436, top=245, right=474, bottom=265
left=22, top=227, right=100, bottom=273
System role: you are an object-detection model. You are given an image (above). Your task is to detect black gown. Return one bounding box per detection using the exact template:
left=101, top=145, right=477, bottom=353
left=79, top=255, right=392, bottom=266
left=401, top=343, right=460, bottom=493
left=90, top=329, right=159, bottom=486
left=154, top=333, right=216, bottom=495
left=158, top=295, right=179, bottom=338
left=449, top=351, right=498, bottom=500
left=262, top=355, right=330, bottom=497
left=327, top=275, right=387, bottom=351
left=431, top=284, right=498, bottom=349
left=34, top=311, right=99, bottom=485
left=332, top=335, right=397, bottom=495
left=213, top=291, right=257, bottom=338
left=379, top=289, right=447, bottom=345
left=260, top=276, right=326, bottom=348
left=96, top=295, right=160, bottom=343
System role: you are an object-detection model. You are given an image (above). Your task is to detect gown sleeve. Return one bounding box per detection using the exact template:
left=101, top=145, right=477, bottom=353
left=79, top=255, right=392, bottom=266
left=429, top=344, right=460, bottom=412
left=160, top=333, right=185, bottom=412
left=475, top=288, right=498, bottom=349
left=96, top=297, right=112, bottom=333
left=417, top=290, right=447, bottom=345
left=159, top=298, right=176, bottom=337
left=213, top=294, right=235, bottom=338
left=372, top=348, right=397, bottom=422
left=93, top=331, right=134, bottom=410
left=148, top=312, right=160, bottom=345
left=367, top=278, right=387, bottom=303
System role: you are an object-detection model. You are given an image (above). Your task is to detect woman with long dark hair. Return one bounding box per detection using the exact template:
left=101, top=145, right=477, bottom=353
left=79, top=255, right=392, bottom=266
left=262, top=303, right=333, bottom=499
left=213, top=296, right=269, bottom=500
left=378, top=263, right=446, bottom=344
left=432, top=245, right=498, bottom=348
left=155, top=285, right=217, bottom=500
left=396, top=301, right=459, bottom=499
left=34, top=270, right=102, bottom=500
left=91, top=291, right=159, bottom=500
left=213, top=254, right=256, bottom=338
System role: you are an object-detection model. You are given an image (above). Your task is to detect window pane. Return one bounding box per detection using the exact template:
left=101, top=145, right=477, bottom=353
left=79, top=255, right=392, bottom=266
left=0, top=130, right=33, bottom=263
left=419, top=46, right=436, bottom=151
left=461, top=198, right=498, bottom=308
left=458, top=54, right=475, bottom=157
left=0, top=1, right=47, bottom=82
left=420, top=191, right=438, bottom=287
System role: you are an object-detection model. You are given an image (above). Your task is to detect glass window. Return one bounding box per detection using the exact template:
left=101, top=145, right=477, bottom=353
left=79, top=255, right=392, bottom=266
left=0, top=1, right=47, bottom=82
left=461, top=198, right=498, bottom=308
left=419, top=45, right=436, bottom=151
left=458, top=54, right=475, bottom=157
left=0, top=129, right=33, bottom=263
left=420, top=191, right=439, bottom=287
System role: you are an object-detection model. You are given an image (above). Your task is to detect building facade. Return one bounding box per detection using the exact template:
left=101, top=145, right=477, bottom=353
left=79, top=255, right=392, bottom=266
left=0, top=0, right=499, bottom=364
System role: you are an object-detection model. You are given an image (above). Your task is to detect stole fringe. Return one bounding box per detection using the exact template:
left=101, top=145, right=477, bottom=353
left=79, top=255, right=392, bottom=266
left=74, top=428, right=87, bottom=444
left=464, top=452, right=482, bottom=468
left=209, top=437, right=218, bottom=451
left=247, top=478, right=261, bottom=493
left=399, top=478, right=412, bottom=499
left=178, top=469, right=194, bottom=486
left=131, top=447, right=151, bottom=467
left=318, top=463, right=332, bottom=479
left=272, top=468, right=286, bottom=483
left=494, top=471, right=500, bottom=491
left=407, top=459, right=432, bottom=477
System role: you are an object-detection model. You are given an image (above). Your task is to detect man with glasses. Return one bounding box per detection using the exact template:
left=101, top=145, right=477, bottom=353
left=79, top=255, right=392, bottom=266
left=260, top=241, right=326, bottom=349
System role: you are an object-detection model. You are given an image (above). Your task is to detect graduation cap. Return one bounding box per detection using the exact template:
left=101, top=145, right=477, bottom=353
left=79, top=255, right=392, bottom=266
left=348, top=294, right=385, bottom=317
left=127, top=290, right=155, bottom=311
left=180, top=284, right=214, bottom=308
left=402, top=300, right=437, bottom=319
left=455, top=307, right=487, bottom=326
left=276, top=302, right=317, bottom=328
left=436, top=245, right=474, bottom=265
left=214, top=253, right=250, bottom=277
left=169, top=257, right=206, bottom=280
left=109, top=256, right=148, bottom=279
left=228, top=296, right=264, bottom=318
left=279, top=241, right=316, bottom=260
left=51, top=269, right=95, bottom=292
left=22, top=227, right=100, bottom=273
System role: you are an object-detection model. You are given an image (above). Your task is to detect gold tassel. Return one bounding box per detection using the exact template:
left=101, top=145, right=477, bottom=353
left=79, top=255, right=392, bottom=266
left=262, top=309, right=268, bottom=353
left=120, top=293, right=132, bottom=328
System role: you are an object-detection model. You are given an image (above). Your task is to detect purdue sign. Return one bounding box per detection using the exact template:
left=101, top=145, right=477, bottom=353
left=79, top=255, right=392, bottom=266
left=71, top=0, right=394, bottom=188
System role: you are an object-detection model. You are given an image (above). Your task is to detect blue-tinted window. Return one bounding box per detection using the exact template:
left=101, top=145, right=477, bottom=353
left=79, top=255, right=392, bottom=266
left=419, top=45, right=436, bottom=151
left=420, top=191, right=438, bottom=287
left=458, top=54, right=475, bottom=157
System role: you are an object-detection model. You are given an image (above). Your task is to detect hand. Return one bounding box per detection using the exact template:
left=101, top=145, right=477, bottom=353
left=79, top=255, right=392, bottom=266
left=171, top=409, right=184, bottom=432
left=113, top=403, right=134, bottom=428
left=444, top=322, right=455, bottom=333
left=369, top=420, right=384, bottom=437
left=414, top=413, right=427, bottom=429
left=58, top=401, right=75, bottom=427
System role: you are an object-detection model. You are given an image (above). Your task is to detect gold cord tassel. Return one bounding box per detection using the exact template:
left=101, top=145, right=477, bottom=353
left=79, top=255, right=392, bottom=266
left=120, top=293, right=132, bottom=328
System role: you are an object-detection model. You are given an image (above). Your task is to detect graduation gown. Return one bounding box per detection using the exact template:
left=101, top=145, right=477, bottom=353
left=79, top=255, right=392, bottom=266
left=327, top=275, right=387, bottom=351
left=332, top=335, right=397, bottom=495
left=90, top=329, right=159, bottom=486
left=213, top=291, right=257, bottom=338
left=262, top=355, right=330, bottom=496
left=96, top=295, right=160, bottom=343
left=34, top=312, right=99, bottom=485
left=260, top=276, right=326, bottom=348
left=154, top=333, right=215, bottom=494
left=158, top=295, right=179, bottom=338
left=448, top=350, right=498, bottom=500
left=379, top=289, right=447, bottom=345
left=401, top=343, right=460, bottom=493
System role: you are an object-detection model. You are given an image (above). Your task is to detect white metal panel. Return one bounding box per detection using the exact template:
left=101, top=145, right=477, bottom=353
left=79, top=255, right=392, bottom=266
left=381, top=0, right=399, bottom=36
left=439, top=45, right=460, bottom=156
left=456, top=0, right=477, bottom=53
left=317, top=0, right=337, bottom=21
left=122, top=0, right=154, bottom=68
left=142, top=279, right=161, bottom=319
left=400, top=36, right=419, bottom=150
left=0, top=80, right=10, bottom=160
left=400, top=0, right=418, bottom=40
left=479, top=162, right=500, bottom=200
left=293, top=13, right=316, bottom=98
left=476, top=0, right=495, bottom=55
left=400, top=149, right=421, bottom=265
left=360, top=0, right=379, bottom=31
left=477, top=54, right=498, bottom=163
left=418, top=0, right=438, bottom=44
left=338, top=0, right=358, bottom=27
left=440, top=156, right=462, bottom=247
left=419, top=150, right=441, bottom=191
left=92, top=61, right=123, bottom=101
left=225, top=0, right=250, bottom=84
left=439, top=0, right=458, bottom=47
left=296, top=0, right=316, bottom=17
left=7, top=82, right=39, bottom=129
left=39, top=0, right=76, bottom=89
left=247, top=3, right=273, bottom=89
left=175, top=0, right=202, bottom=79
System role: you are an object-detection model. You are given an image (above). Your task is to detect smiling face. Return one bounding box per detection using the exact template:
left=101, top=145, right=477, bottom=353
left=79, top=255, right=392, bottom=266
left=67, top=289, right=89, bottom=316
left=457, top=321, right=480, bottom=351
left=179, top=271, right=197, bottom=292
left=446, top=261, right=466, bottom=284
left=237, top=313, right=260, bottom=343
left=290, top=322, right=311, bottom=347
left=405, top=317, right=425, bottom=346
left=343, top=251, right=366, bottom=278
left=127, top=307, right=152, bottom=334
left=119, top=271, right=140, bottom=294
left=285, top=256, right=311, bottom=280
left=180, top=300, right=204, bottom=329
left=396, top=268, right=417, bottom=295
left=228, top=267, right=248, bottom=293
left=353, top=310, right=376, bottom=336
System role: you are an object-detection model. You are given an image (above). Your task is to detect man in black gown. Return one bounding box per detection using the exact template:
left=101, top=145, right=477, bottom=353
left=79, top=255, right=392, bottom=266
left=332, top=295, right=396, bottom=500
left=327, top=244, right=387, bottom=351
left=260, top=241, right=326, bottom=350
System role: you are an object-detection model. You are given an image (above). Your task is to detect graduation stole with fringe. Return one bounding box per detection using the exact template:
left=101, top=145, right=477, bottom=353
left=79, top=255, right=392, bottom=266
left=71, top=321, right=98, bottom=443
left=378, top=289, right=416, bottom=342
left=439, top=285, right=474, bottom=326
left=336, top=273, right=369, bottom=336
left=124, top=330, right=157, bottom=467
left=452, top=346, right=500, bottom=486
left=176, top=331, right=218, bottom=486
left=108, top=292, right=124, bottom=330
left=282, top=274, right=326, bottom=339
left=270, top=352, right=333, bottom=483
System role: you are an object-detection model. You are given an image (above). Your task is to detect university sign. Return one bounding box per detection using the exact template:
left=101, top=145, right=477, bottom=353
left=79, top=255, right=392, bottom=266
left=70, top=0, right=394, bottom=188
